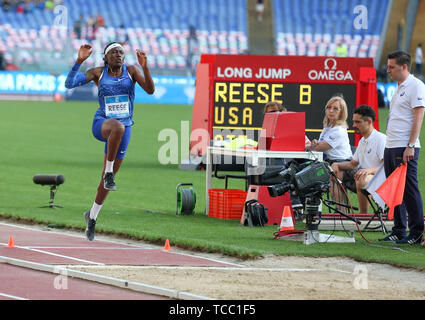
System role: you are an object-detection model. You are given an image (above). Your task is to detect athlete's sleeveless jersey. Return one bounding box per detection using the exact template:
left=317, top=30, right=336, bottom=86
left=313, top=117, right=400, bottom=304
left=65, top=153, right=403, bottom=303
left=94, top=64, right=135, bottom=127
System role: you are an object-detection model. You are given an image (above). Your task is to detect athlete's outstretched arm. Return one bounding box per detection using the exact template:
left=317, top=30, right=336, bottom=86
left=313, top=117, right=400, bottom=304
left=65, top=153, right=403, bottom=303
left=65, top=44, right=97, bottom=88
left=129, top=49, right=155, bottom=94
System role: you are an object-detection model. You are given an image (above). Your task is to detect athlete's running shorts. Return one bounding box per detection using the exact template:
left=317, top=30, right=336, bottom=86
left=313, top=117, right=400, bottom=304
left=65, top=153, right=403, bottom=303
left=92, top=118, right=131, bottom=159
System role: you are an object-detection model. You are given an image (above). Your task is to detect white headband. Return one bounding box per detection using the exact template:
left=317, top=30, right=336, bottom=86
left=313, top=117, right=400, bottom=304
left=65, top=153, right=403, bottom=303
left=104, top=43, right=124, bottom=55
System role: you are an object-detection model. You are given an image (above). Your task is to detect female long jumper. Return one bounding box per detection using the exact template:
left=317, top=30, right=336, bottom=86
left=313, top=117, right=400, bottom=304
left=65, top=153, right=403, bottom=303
left=65, top=42, right=155, bottom=241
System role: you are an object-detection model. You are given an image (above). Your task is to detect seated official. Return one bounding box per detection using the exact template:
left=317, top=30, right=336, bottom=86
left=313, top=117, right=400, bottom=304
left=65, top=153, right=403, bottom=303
left=309, top=95, right=354, bottom=207
left=331, top=105, right=386, bottom=213
left=309, top=95, right=352, bottom=163
left=264, top=101, right=284, bottom=113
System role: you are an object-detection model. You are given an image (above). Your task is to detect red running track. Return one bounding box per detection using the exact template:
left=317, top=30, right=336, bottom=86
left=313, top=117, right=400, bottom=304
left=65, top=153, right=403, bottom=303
left=0, top=263, right=168, bottom=300
left=0, top=222, right=238, bottom=300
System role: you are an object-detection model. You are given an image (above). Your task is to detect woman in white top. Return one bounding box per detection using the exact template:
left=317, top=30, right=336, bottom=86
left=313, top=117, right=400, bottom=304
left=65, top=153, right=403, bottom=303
left=310, top=95, right=353, bottom=211
left=309, top=95, right=353, bottom=163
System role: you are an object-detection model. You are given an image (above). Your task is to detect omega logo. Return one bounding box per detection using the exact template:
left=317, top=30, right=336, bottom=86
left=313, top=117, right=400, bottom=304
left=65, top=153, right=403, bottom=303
left=308, top=58, right=353, bottom=81
left=324, top=58, right=337, bottom=70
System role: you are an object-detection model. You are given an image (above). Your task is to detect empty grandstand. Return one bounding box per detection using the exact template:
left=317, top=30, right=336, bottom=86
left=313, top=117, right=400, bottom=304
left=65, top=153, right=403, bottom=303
left=0, top=0, right=424, bottom=80
left=0, top=0, right=249, bottom=74
left=273, top=0, right=390, bottom=60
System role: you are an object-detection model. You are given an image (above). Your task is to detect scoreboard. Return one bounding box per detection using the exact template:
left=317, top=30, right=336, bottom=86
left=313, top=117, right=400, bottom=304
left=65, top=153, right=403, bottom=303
left=190, top=54, right=378, bottom=156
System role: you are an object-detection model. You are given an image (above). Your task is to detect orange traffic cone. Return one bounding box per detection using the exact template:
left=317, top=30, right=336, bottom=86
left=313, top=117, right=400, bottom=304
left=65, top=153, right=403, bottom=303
left=6, top=236, right=15, bottom=248
left=279, top=206, right=294, bottom=231
left=273, top=206, right=304, bottom=239
left=54, top=92, right=62, bottom=102
left=163, top=239, right=172, bottom=251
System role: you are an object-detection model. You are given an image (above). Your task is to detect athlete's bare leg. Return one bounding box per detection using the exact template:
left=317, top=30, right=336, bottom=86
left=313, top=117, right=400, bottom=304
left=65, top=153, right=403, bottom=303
left=101, top=118, right=125, bottom=161
left=95, top=155, right=124, bottom=205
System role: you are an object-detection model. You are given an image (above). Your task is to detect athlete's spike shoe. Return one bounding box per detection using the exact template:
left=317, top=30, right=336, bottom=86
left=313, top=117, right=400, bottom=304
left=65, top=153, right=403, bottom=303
left=84, top=210, right=96, bottom=241
left=103, top=172, right=116, bottom=191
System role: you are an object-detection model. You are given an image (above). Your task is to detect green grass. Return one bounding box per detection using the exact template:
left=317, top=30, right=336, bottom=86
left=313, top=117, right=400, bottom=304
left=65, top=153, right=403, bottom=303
left=1, top=101, right=425, bottom=269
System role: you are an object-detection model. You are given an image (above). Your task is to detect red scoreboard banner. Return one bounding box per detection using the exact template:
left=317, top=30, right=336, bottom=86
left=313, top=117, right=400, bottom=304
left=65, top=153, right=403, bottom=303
left=190, top=54, right=378, bottom=156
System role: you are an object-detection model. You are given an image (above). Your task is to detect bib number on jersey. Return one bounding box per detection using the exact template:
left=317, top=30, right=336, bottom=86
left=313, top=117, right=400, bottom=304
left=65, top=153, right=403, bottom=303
left=105, top=95, right=130, bottom=119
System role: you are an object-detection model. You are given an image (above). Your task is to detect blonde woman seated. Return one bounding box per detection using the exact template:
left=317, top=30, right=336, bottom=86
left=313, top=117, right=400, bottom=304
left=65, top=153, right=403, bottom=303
left=309, top=95, right=352, bottom=162
left=309, top=95, right=354, bottom=207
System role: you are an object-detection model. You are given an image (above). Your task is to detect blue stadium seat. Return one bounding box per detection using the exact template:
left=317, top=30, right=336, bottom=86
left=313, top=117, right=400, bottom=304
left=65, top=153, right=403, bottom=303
left=0, top=0, right=249, bottom=71
left=274, top=0, right=388, bottom=58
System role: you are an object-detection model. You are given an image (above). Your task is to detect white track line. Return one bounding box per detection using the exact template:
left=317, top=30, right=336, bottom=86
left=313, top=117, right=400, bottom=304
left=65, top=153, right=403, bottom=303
left=0, top=256, right=211, bottom=300
left=71, top=265, right=352, bottom=273
left=27, top=248, right=105, bottom=265
left=14, top=246, right=157, bottom=250
left=0, top=243, right=240, bottom=267
left=0, top=243, right=105, bottom=265
left=0, top=221, right=242, bottom=267
left=0, top=292, right=29, bottom=300
left=162, top=250, right=245, bottom=267
left=0, top=222, right=151, bottom=247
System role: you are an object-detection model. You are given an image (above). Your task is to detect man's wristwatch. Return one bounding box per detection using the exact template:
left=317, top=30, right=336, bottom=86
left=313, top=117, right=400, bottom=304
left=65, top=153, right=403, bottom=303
left=407, top=142, right=415, bottom=148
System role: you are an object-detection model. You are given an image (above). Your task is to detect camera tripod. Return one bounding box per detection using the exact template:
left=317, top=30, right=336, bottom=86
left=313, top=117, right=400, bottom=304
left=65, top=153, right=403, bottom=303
left=40, top=185, right=63, bottom=209
left=277, top=194, right=359, bottom=245
left=304, top=195, right=360, bottom=245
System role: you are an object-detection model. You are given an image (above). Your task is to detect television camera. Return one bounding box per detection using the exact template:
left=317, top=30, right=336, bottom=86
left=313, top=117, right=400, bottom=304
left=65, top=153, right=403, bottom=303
left=267, top=160, right=360, bottom=234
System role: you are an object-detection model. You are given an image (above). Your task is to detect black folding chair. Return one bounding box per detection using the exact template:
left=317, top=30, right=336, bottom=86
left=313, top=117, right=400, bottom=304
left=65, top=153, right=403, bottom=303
left=360, top=189, right=388, bottom=234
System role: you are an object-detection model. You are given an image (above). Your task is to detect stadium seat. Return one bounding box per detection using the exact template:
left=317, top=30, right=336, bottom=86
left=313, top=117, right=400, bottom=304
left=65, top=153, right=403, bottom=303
left=273, top=0, right=389, bottom=58
left=0, top=0, right=249, bottom=72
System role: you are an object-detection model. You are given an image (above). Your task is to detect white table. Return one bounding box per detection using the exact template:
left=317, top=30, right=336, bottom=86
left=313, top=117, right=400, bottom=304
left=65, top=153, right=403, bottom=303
left=205, top=147, right=323, bottom=215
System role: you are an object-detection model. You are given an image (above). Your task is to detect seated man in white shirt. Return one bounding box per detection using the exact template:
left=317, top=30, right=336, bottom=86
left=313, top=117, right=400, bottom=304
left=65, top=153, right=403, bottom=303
left=331, top=105, right=386, bottom=213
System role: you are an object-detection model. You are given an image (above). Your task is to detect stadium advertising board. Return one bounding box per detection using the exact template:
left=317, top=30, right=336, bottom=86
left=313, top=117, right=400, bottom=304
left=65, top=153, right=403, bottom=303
left=0, top=71, right=67, bottom=94
left=0, top=72, right=195, bottom=105
left=65, top=75, right=195, bottom=105
left=190, top=54, right=378, bottom=156
left=135, top=76, right=195, bottom=105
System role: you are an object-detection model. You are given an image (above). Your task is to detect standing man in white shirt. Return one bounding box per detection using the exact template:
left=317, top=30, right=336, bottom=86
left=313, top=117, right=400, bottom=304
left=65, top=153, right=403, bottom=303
left=331, top=105, right=386, bottom=214
left=380, top=51, right=425, bottom=245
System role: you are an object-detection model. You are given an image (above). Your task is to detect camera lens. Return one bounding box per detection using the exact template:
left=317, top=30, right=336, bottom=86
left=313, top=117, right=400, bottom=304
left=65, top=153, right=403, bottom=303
left=267, top=182, right=290, bottom=197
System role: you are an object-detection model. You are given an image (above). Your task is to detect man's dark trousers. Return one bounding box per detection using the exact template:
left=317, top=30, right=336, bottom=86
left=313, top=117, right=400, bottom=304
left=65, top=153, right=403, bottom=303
left=384, top=147, right=424, bottom=237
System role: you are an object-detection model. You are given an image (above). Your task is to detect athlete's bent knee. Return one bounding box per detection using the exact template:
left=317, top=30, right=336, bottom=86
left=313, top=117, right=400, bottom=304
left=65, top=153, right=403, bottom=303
left=112, top=121, right=125, bottom=136
left=102, top=119, right=125, bottom=138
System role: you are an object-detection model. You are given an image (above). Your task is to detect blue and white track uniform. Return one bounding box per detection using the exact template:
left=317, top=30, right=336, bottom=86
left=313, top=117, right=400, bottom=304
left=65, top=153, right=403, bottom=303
left=92, top=64, right=135, bottom=159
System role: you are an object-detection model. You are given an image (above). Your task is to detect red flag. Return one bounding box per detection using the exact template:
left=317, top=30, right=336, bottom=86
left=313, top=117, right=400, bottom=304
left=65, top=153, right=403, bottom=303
left=376, top=163, right=407, bottom=220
